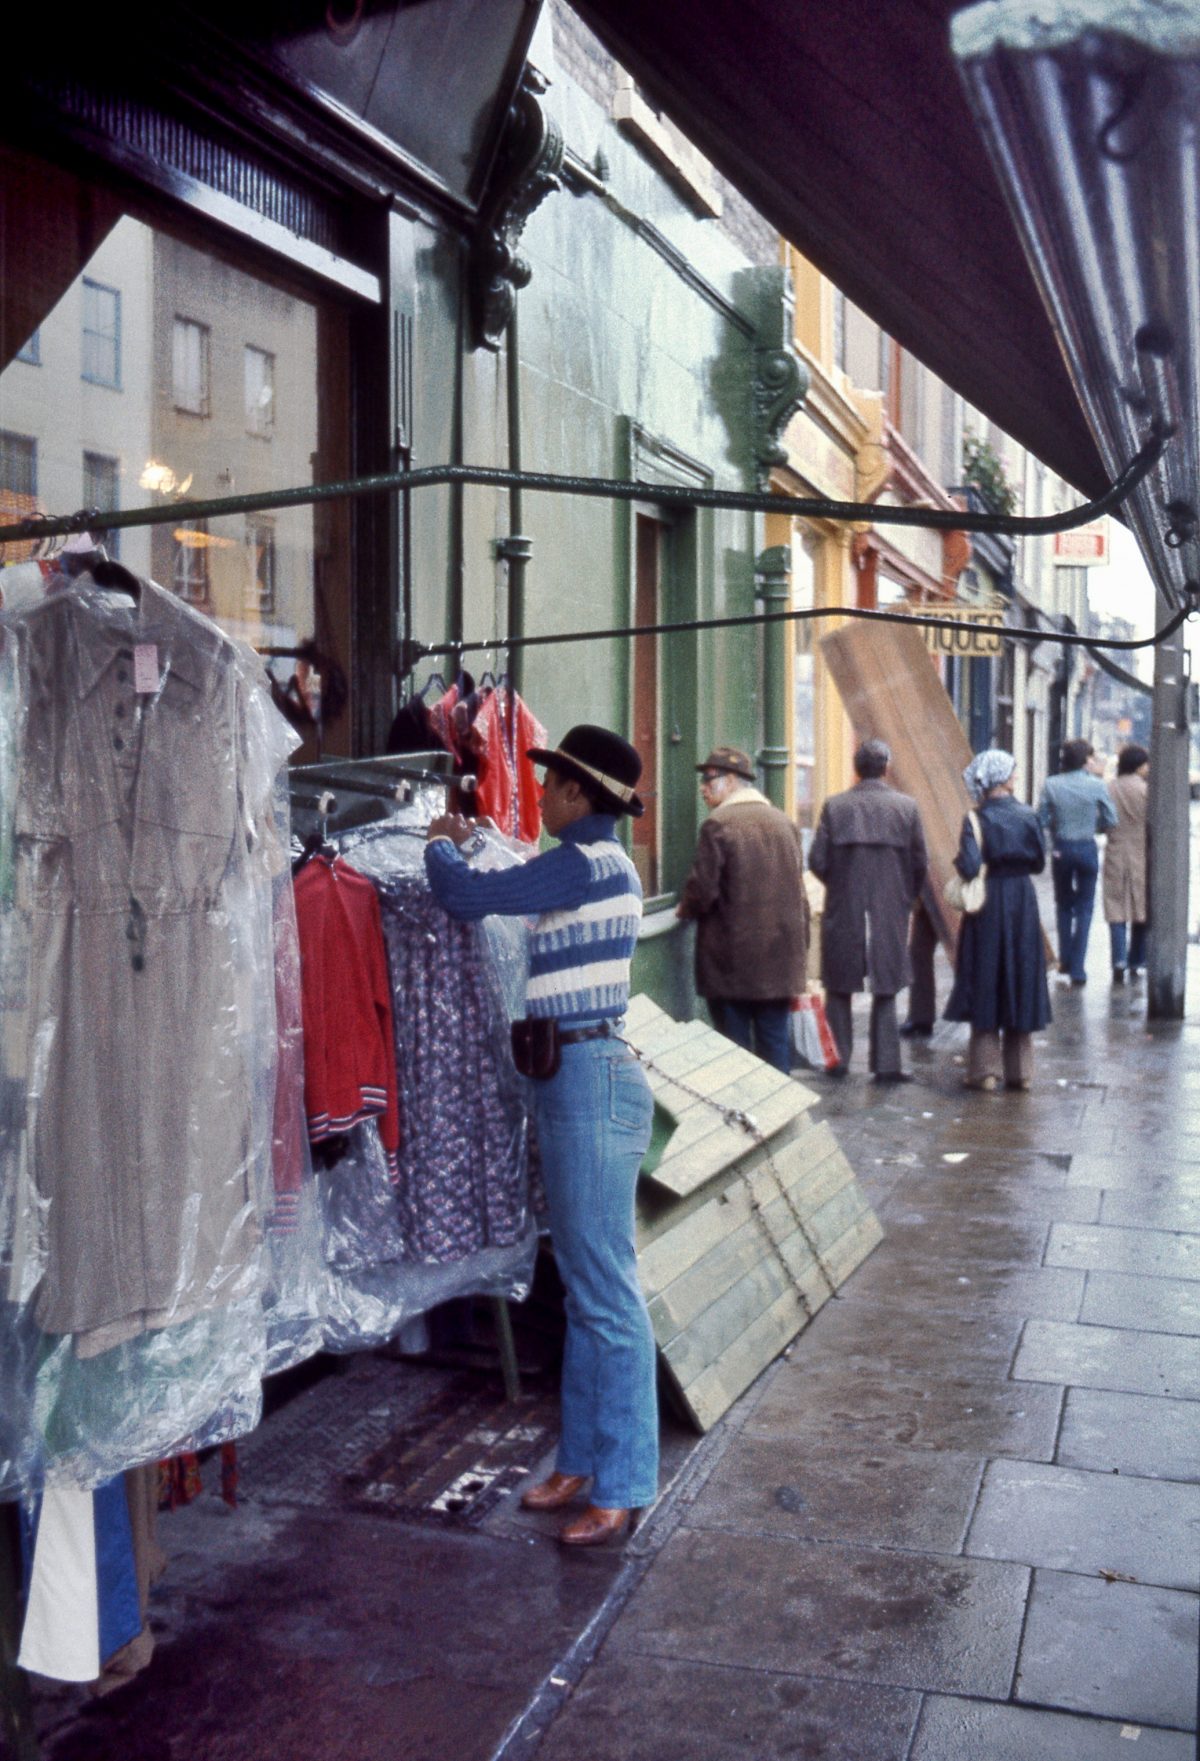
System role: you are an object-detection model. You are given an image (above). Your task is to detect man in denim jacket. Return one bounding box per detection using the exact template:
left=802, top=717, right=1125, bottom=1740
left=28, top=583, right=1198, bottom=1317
left=1037, top=739, right=1117, bottom=985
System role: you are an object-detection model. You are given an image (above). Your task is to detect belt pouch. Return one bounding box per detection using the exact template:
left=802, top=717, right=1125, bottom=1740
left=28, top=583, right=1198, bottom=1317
left=511, top=1016, right=562, bottom=1080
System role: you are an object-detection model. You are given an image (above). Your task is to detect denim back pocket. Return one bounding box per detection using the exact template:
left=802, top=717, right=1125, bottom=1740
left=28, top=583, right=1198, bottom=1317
left=608, top=1055, right=653, bottom=1133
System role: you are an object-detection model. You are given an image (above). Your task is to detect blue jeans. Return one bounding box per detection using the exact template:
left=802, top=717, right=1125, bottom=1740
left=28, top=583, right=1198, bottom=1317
left=1109, top=921, right=1148, bottom=971
left=708, top=998, right=791, bottom=1073
left=1052, top=839, right=1099, bottom=981
left=532, top=1035, right=658, bottom=1509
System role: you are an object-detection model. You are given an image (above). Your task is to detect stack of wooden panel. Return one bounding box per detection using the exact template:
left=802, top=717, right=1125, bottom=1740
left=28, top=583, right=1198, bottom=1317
left=626, top=993, right=883, bottom=1432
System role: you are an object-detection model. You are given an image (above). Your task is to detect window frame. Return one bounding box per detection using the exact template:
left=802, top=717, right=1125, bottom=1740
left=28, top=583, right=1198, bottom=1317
left=244, top=344, right=276, bottom=438
left=82, top=450, right=121, bottom=558
left=0, top=430, right=38, bottom=500
left=172, top=314, right=212, bottom=418
left=81, top=278, right=122, bottom=389
left=172, top=519, right=211, bottom=605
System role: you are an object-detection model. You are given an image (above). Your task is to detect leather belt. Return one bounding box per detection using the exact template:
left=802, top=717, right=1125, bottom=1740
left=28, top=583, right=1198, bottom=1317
left=558, top=1022, right=620, bottom=1046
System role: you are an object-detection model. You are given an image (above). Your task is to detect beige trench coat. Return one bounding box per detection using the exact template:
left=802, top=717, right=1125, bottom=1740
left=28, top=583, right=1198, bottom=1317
left=1103, top=773, right=1148, bottom=924
left=10, top=578, right=289, bottom=1353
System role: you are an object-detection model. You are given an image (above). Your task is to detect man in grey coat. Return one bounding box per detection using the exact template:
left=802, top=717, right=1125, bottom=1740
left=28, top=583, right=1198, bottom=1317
left=677, top=747, right=809, bottom=1073
left=809, top=738, right=928, bottom=1082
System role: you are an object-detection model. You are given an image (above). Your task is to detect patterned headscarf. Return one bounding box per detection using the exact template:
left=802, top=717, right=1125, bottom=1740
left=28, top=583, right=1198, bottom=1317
left=963, top=748, right=1016, bottom=803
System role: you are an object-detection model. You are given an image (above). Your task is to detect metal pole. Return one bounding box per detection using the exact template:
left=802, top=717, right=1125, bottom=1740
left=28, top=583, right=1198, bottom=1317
left=497, top=301, right=533, bottom=700
left=1147, top=622, right=1190, bottom=1019
left=755, top=545, right=791, bottom=808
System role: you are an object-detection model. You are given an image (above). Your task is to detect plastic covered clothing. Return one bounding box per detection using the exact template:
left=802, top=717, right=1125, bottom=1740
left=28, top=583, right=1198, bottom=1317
left=0, top=575, right=317, bottom=1493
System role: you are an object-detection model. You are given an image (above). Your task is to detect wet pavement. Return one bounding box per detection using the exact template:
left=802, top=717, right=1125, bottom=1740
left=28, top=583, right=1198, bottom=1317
left=13, top=895, right=1200, bottom=1761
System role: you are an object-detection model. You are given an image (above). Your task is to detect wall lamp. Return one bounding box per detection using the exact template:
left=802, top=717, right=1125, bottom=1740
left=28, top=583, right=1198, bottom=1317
left=954, top=0, right=1200, bottom=611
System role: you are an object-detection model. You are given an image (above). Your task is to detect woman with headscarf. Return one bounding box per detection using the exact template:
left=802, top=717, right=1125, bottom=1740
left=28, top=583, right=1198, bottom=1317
left=944, top=749, right=1052, bottom=1091
left=1103, top=744, right=1149, bottom=983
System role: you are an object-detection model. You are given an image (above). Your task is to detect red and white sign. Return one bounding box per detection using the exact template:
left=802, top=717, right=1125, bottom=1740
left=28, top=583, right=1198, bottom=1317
left=1053, top=518, right=1110, bottom=566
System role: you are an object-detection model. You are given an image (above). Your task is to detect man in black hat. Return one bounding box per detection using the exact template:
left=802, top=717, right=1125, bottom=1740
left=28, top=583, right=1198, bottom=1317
left=423, top=725, right=658, bottom=1549
left=676, top=746, right=809, bottom=1073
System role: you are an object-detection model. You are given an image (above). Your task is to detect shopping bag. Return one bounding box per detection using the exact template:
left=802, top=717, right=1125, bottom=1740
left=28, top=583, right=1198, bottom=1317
left=790, top=993, right=839, bottom=1071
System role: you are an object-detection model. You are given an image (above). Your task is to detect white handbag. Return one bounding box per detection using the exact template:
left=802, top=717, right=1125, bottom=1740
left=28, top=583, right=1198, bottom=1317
left=945, top=809, right=987, bottom=914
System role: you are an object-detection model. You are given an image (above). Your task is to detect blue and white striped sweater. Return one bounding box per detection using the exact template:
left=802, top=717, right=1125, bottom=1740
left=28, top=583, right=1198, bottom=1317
left=424, top=814, right=642, bottom=1023
left=526, top=841, right=641, bottom=1021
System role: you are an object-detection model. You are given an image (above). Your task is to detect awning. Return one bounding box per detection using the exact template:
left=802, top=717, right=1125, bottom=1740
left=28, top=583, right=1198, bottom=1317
left=574, top=0, right=1110, bottom=500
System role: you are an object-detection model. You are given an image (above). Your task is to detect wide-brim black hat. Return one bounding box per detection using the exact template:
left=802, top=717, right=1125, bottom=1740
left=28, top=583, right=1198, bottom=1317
left=527, top=723, right=645, bottom=817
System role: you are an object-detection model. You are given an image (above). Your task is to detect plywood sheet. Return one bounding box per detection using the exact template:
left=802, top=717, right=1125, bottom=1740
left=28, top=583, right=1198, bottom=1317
left=821, top=618, right=974, bottom=956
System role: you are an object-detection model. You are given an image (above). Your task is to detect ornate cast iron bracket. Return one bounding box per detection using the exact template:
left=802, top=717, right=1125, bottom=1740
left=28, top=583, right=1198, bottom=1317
left=747, top=266, right=810, bottom=488
left=470, top=66, right=564, bottom=351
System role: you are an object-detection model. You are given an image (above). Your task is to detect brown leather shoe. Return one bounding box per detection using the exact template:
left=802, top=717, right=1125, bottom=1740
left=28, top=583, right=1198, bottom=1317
left=519, top=1472, right=588, bottom=1512
left=559, top=1505, right=631, bottom=1547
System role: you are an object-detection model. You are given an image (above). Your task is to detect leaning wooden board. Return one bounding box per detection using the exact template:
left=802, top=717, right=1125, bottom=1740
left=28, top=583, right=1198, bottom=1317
left=625, top=993, right=884, bottom=1432
left=821, top=618, right=974, bottom=958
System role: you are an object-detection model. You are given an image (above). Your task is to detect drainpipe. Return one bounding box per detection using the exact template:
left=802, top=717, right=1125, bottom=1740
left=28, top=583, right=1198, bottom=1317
left=1147, top=623, right=1189, bottom=1019
left=755, top=544, right=791, bottom=809
left=496, top=299, right=532, bottom=698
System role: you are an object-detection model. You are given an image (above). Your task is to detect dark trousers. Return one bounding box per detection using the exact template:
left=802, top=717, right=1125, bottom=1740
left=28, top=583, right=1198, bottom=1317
left=1052, top=839, right=1099, bottom=982
left=825, top=991, right=900, bottom=1076
left=906, top=900, right=938, bottom=1028
left=709, top=998, right=791, bottom=1074
left=1109, top=921, right=1149, bottom=971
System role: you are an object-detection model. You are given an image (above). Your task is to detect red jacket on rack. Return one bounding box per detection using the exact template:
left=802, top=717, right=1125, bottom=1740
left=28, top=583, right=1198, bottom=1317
left=293, top=856, right=400, bottom=1176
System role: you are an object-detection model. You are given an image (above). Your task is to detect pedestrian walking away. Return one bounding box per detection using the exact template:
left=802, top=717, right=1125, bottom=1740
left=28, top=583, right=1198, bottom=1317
left=675, top=746, right=809, bottom=1073
left=945, top=748, right=1051, bottom=1091
left=424, top=724, right=657, bottom=1548
left=808, top=737, right=928, bottom=1082
left=1104, top=743, right=1149, bottom=984
left=1037, top=737, right=1117, bottom=985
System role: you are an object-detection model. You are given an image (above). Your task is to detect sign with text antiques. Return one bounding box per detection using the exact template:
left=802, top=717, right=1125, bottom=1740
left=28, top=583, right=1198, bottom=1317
left=903, top=601, right=1004, bottom=658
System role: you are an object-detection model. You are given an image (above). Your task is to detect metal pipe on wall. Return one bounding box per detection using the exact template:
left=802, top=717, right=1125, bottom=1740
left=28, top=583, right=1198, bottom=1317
left=1148, top=623, right=1190, bottom=1020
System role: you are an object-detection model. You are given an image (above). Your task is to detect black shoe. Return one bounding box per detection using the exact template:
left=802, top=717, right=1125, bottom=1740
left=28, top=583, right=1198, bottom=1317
left=899, top=1022, right=934, bottom=1037
left=1070, top=976, right=1087, bottom=987
left=824, top=1063, right=848, bottom=1079
left=1112, top=967, right=1126, bottom=985
left=873, top=1071, right=913, bottom=1084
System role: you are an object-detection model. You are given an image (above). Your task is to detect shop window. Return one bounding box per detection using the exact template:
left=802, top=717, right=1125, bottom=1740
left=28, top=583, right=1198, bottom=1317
left=82, top=451, right=120, bottom=558
left=82, top=280, right=121, bottom=388
left=244, top=517, right=277, bottom=616
left=15, top=329, right=40, bottom=366
left=172, top=520, right=211, bottom=605
left=0, top=149, right=353, bottom=743
left=173, top=318, right=211, bottom=417
left=244, top=346, right=275, bottom=438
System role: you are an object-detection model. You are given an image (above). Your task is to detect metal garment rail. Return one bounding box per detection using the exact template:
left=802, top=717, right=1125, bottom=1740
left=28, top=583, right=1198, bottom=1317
left=1, top=431, right=1190, bottom=660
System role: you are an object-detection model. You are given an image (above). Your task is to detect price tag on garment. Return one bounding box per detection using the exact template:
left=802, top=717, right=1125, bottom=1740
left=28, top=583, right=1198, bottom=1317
left=133, top=644, right=160, bottom=694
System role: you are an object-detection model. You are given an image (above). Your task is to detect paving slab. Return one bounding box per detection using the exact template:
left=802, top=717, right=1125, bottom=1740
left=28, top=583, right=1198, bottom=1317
left=965, top=1459, right=1200, bottom=1590
left=1100, top=1188, right=1200, bottom=1231
left=1079, top=1268, right=1200, bottom=1336
left=868, top=1215, right=1052, bottom=1268
left=911, top=1694, right=1196, bottom=1759
left=535, top=1653, right=921, bottom=1761
left=1066, top=1154, right=1200, bottom=1190
left=1057, top=1386, right=1200, bottom=1481
left=605, top=1528, right=1029, bottom=1699
left=742, top=1363, right=1063, bottom=1461
left=1046, top=1221, right=1200, bottom=1281
left=834, top=1252, right=1085, bottom=1321
left=685, top=1436, right=985, bottom=1553
left=880, top=1174, right=1102, bottom=1224
left=1016, top=1569, right=1199, bottom=1730
left=795, top=1298, right=1024, bottom=1380
left=1013, top=1317, right=1200, bottom=1399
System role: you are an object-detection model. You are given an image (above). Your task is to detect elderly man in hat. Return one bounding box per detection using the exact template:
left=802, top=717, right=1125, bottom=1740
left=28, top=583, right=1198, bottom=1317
left=675, top=746, right=809, bottom=1073
left=423, top=725, right=656, bottom=1550
left=809, top=737, right=928, bottom=1082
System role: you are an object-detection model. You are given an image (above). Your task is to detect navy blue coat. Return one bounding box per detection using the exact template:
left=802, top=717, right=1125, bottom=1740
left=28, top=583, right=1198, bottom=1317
left=944, top=795, right=1052, bottom=1033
